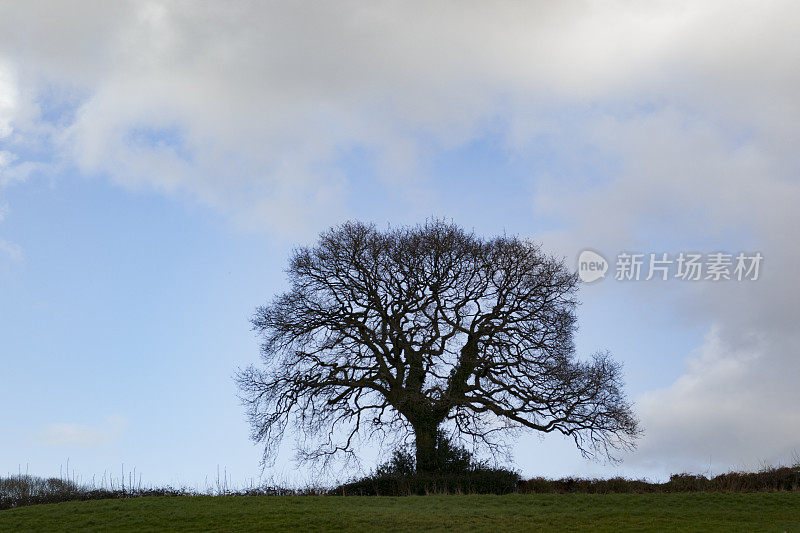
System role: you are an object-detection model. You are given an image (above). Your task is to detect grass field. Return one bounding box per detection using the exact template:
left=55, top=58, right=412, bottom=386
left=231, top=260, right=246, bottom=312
left=1, top=493, right=799, bottom=532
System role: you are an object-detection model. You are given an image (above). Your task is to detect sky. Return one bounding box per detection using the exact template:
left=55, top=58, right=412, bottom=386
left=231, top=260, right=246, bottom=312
left=1, top=1, right=799, bottom=487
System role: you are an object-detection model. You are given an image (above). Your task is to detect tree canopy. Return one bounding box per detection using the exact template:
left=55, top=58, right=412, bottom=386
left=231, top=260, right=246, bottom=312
left=237, top=220, right=639, bottom=472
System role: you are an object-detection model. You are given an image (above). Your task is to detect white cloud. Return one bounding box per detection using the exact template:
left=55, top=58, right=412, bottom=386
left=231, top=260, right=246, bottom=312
left=0, top=61, right=20, bottom=191
left=0, top=150, right=14, bottom=167
left=0, top=199, right=21, bottom=261
left=0, top=60, right=16, bottom=139
left=0, top=238, right=22, bottom=262
left=38, top=415, right=128, bottom=448
left=636, top=326, right=800, bottom=471
left=0, top=1, right=794, bottom=234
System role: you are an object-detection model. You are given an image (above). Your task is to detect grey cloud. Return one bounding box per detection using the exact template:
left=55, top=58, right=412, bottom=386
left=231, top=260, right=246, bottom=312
left=533, top=108, right=800, bottom=472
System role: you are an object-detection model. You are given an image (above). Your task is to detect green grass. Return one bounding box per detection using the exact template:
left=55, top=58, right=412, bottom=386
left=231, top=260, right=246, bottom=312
left=1, top=493, right=799, bottom=532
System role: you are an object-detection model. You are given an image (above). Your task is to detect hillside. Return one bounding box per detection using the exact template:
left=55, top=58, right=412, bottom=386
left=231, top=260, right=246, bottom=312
left=2, top=493, right=799, bottom=532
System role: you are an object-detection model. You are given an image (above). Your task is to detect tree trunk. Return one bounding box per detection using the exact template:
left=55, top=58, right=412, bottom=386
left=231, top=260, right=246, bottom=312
left=414, top=423, right=438, bottom=473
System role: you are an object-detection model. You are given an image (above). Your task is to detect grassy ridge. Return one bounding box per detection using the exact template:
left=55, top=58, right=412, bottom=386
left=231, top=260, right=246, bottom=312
left=2, top=493, right=800, bottom=532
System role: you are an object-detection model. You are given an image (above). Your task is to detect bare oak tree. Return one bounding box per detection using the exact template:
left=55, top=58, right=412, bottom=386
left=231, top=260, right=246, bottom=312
left=237, top=221, right=639, bottom=472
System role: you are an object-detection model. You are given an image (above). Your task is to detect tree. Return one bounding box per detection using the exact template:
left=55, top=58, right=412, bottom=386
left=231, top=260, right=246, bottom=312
left=237, top=220, right=640, bottom=473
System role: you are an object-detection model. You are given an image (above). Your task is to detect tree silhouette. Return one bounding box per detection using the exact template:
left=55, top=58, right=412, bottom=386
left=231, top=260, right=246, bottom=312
left=237, top=220, right=639, bottom=472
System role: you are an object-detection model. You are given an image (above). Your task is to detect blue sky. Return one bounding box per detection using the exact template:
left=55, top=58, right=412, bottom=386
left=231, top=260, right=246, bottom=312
left=1, top=2, right=799, bottom=487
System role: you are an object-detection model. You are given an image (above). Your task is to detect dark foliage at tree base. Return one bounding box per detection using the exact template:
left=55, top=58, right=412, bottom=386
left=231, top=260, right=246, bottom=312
left=332, top=468, right=521, bottom=496
left=331, top=432, right=520, bottom=495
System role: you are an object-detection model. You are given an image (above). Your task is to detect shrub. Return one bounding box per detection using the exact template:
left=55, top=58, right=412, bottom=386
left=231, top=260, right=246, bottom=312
left=666, top=466, right=800, bottom=492
left=517, top=464, right=800, bottom=494
left=517, top=476, right=659, bottom=494
left=0, top=474, right=191, bottom=510
left=333, top=432, right=521, bottom=495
